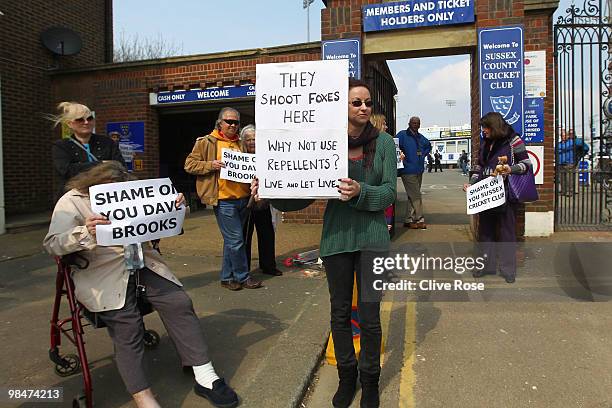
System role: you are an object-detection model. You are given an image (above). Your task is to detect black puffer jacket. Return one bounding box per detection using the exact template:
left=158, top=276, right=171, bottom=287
left=52, top=134, right=126, bottom=200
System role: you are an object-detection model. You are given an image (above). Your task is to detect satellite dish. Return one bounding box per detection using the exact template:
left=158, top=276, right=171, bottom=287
left=40, top=27, right=82, bottom=56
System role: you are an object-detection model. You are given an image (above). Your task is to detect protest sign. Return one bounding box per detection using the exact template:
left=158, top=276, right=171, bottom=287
left=466, top=175, right=506, bottom=215
left=220, top=148, right=256, bottom=183
left=90, top=178, right=186, bottom=246
left=255, top=59, right=348, bottom=199
left=394, top=138, right=404, bottom=169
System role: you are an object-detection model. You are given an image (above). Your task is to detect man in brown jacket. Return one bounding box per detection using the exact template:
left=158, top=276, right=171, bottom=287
left=184, top=107, right=262, bottom=290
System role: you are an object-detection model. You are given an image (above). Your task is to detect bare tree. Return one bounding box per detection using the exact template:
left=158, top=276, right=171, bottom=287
left=114, top=29, right=184, bottom=62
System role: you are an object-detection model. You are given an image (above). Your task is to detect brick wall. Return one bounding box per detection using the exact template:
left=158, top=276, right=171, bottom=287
left=0, top=0, right=112, bottom=215
left=51, top=44, right=322, bottom=185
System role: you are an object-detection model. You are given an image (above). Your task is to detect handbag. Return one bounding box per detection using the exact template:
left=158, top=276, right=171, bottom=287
left=508, top=145, right=539, bottom=203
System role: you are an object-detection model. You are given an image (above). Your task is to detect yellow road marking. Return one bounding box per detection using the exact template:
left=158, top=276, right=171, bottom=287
left=380, top=291, right=393, bottom=366
left=399, top=301, right=416, bottom=408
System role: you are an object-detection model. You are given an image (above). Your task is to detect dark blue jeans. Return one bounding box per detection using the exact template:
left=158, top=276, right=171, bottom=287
left=213, top=198, right=250, bottom=283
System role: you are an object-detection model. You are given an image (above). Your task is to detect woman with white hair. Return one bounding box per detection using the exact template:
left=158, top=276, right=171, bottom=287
left=240, top=125, right=281, bottom=276
left=50, top=101, right=126, bottom=200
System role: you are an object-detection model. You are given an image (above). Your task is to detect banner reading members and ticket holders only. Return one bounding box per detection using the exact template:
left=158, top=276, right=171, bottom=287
left=90, top=178, right=186, bottom=246
left=362, top=0, right=474, bottom=32
left=255, top=60, right=348, bottom=199
left=479, top=25, right=524, bottom=137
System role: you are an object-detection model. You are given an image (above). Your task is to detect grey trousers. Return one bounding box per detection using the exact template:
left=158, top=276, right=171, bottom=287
left=97, top=268, right=210, bottom=394
left=400, top=173, right=424, bottom=223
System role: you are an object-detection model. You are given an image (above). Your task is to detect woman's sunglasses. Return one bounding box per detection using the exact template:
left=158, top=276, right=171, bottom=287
left=350, top=100, right=374, bottom=108
left=73, top=115, right=94, bottom=123
left=223, top=119, right=240, bottom=126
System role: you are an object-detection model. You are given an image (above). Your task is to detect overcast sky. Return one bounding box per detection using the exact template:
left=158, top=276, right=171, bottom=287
left=115, top=0, right=577, bottom=130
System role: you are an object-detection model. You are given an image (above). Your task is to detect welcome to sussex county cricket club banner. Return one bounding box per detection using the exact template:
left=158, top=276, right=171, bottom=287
left=479, top=25, right=524, bottom=137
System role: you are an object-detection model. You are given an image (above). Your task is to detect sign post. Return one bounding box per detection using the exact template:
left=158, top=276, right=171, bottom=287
left=322, top=39, right=361, bottom=79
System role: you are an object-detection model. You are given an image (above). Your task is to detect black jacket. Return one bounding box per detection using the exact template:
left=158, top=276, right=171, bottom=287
left=52, top=133, right=126, bottom=200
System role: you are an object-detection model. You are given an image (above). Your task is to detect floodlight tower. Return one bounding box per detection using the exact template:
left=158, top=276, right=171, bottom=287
left=444, top=99, right=456, bottom=134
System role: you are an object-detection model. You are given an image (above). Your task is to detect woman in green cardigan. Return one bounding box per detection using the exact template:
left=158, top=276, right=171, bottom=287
left=253, top=79, right=396, bottom=408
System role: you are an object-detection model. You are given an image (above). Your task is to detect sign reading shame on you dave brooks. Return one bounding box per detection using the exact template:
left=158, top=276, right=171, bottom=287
left=362, top=0, right=474, bottom=32
left=479, top=26, right=525, bottom=136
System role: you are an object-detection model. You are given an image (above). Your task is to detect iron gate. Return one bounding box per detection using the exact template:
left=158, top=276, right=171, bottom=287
left=555, top=0, right=612, bottom=230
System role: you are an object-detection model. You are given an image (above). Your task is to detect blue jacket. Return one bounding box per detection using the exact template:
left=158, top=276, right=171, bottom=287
left=396, top=129, right=432, bottom=175
left=558, top=138, right=589, bottom=165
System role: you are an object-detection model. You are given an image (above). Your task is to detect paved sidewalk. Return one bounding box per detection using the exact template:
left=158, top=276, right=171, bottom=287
left=0, top=210, right=329, bottom=408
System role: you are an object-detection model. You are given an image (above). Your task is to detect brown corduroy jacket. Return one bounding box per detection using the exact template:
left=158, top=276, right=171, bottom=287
left=184, top=131, right=245, bottom=206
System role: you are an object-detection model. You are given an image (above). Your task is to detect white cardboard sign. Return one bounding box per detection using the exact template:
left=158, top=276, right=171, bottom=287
left=220, top=149, right=256, bottom=183
left=394, top=138, right=404, bottom=169
left=90, top=178, right=186, bottom=246
left=466, top=175, right=506, bottom=215
left=255, top=60, right=348, bottom=198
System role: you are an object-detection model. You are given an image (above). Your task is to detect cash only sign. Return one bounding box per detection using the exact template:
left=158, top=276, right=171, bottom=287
left=90, top=178, right=186, bottom=246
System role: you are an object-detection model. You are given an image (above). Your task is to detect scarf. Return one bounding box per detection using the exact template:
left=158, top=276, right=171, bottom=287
left=348, top=121, right=379, bottom=169
left=212, top=128, right=240, bottom=142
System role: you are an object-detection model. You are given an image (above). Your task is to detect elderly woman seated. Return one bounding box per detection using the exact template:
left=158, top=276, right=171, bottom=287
left=43, top=161, right=239, bottom=408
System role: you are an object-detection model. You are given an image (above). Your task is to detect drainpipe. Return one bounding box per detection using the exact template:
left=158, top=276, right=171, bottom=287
left=0, top=75, right=5, bottom=234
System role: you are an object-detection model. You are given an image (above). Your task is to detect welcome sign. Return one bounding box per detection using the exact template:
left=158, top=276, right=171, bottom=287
left=363, top=0, right=474, bottom=32
left=479, top=25, right=525, bottom=136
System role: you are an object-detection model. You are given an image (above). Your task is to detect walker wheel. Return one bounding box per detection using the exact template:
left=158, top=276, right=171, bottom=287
left=143, top=329, right=160, bottom=348
left=283, top=257, right=294, bottom=267
left=72, top=394, right=88, bottom=408
left=54, top=353, right=81, bottom=377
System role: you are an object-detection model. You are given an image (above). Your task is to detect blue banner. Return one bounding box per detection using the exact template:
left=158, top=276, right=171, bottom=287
left=151, top=84, right=255, bottom=105
left=479, top=26, right=524, bottom=137
left=322, top=39, right=361, bottom=79
left=362, top=0, right=474, bottom=32
left=106, top=121, right=144, bottom=153
left=523, top=97, right=544, bottom=143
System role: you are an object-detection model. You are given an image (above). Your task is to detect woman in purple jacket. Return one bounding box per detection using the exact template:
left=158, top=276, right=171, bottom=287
left=463, top=112, right=533, bottom=283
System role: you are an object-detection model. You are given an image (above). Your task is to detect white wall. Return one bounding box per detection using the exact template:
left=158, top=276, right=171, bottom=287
left=524, top=211, right=554, bottom=237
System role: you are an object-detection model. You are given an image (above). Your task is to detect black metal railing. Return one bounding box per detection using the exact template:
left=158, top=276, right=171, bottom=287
left=554, top=0, right=612, bottom=229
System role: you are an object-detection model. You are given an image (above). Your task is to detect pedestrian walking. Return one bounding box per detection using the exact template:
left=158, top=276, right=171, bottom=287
left=396, top=116, right=432, bottom=229
left=434, top=151, right=443, bottom=172
left=459, top=149, right=469, bottom=175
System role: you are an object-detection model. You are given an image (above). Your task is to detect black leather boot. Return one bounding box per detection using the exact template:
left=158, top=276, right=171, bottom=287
left=360, top=371, right=380, bottom=408
left=332, top=364, right=358, bottom=408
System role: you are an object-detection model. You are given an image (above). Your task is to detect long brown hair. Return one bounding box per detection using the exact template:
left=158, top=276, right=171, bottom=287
left=479, top=112, right=514, bottom=140
left=65, top=161, right=134, bottom=193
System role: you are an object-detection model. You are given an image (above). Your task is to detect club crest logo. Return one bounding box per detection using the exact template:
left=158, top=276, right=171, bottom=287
left=490, top=95, right=520, bottom=125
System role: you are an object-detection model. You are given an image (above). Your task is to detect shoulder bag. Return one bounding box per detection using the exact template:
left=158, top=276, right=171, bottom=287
left=508, top=144, right=539, bottom=203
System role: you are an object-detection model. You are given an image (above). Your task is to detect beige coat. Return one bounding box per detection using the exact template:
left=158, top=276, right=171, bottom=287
left=43, top=189, right=182, bottom=312
left=184, top=131, right=246, bottom=206
left=184, top=134, right=221, bottom=206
